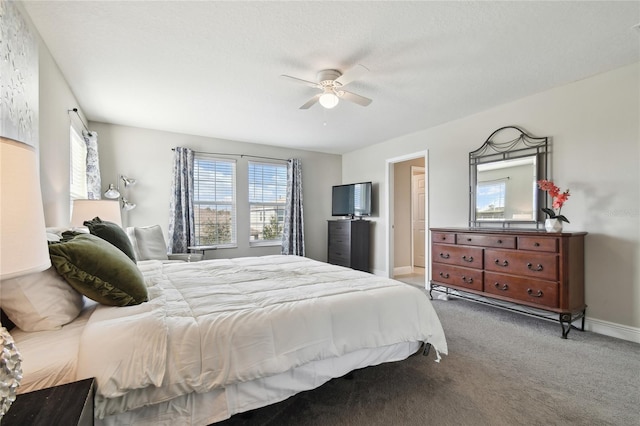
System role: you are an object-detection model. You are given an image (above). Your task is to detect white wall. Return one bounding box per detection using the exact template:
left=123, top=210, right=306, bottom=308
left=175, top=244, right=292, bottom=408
left=343, top=63, right=640, bottom=332
left=26, top=3, right=85, bottom=228
left=90, top=122, right=341, bottom=262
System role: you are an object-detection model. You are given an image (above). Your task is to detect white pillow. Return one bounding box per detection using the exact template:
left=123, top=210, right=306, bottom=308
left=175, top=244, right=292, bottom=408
left=0, top=267, right=84, bottom=331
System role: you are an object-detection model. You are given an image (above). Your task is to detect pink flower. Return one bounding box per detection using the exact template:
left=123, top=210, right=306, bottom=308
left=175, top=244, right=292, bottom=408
left=538, top=179, right=560, bottom=198
left=552, top=191, right=570, bottom=209
left=537, top=180, right=571, bottom=223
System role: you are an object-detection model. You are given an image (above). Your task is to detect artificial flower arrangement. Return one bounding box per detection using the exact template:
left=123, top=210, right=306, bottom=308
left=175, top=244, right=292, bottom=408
left=537, top=179, right=570, bottom=223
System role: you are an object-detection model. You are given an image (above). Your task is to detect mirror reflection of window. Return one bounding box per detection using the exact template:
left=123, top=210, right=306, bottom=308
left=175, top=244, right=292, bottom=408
left=476, top=180, right=506, bottom=220
left=476, top=157, right=536, bottom=222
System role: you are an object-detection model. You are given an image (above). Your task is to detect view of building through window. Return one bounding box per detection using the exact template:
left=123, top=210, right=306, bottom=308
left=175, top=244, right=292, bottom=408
left=248, top=161, right=287, bottom=243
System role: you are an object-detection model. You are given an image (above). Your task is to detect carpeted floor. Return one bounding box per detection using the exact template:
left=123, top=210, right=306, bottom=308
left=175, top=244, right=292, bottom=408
left=216, top=296, right=640, bottom=426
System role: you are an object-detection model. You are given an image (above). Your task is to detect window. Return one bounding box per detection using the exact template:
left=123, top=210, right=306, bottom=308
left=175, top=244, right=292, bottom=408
left=70, top=125, right=87, bottom=210
left=193, top=156, right=236, bottom=247
left=248, top=161, right=287, bottom=244
left=476, top=180, right=506, bottom=220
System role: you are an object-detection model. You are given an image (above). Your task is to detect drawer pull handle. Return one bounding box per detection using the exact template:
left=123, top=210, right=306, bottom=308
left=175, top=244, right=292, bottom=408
left=439, top=253, right=450, bottom=259
left=534, top=242, right=540, bottom=247
left=494, top=259, right=509, bottom=267
left=494, top=282, right=509, bottom=291
left=462, top=255, right=474, bottom=262
left=497, top=239, right=503, bottom=244
left=527, top=263, right=543, bottom=271
left=527, top=288, right=543, bottom=298
left=439, top=272, right=450, bottom=279
left=441, top=236, right=447, bottom=240
left=462, top=276, right=474, bottom=284
left=467, top=238, right=472, bottom=242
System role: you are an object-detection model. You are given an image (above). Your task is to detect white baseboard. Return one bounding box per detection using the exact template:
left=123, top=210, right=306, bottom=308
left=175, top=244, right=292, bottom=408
left=393, top=266, right=413, bottom=276
left=585, top=318, right=640, bottom=344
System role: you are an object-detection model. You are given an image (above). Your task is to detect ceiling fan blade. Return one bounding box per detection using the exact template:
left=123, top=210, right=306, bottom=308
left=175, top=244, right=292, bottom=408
left=280, top=74, right=319, bottom=89
left=335, top=64, right=369, bottom=87
left=300, top=94, right=321, bottom=109
left=339, top=90, right=372, bottom=107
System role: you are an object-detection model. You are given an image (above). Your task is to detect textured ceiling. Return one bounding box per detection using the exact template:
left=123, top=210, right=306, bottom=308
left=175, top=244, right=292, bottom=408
left=22, top=1, right=640, bottom=154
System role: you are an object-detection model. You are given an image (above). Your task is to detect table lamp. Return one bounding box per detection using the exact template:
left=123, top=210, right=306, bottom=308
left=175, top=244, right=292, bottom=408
left=71, top=199, right=122, bottom=227
left=0, top=137, right=51, bottom=418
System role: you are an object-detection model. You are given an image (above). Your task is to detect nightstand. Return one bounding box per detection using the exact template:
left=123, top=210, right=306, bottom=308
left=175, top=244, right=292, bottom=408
left=2, top=378, right=95, bottom=426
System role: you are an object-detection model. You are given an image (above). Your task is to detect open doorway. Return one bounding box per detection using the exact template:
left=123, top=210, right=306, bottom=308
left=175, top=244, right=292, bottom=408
left=385, top=151, right=428, bottom=288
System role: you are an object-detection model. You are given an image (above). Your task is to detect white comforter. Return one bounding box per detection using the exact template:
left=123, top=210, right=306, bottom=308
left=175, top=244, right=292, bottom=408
left=74, top=255, right=447, bottom=418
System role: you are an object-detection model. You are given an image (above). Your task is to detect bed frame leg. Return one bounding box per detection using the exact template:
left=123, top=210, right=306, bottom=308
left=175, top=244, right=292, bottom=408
left=422, top=342, right=432, bottom=357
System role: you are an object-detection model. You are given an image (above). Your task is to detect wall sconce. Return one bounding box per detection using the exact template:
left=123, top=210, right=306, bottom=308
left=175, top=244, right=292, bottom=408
left=104, top=175, right=137, bottom=211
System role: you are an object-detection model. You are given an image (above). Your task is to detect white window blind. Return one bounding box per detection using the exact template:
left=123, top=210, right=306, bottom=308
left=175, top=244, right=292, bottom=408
left=248, top=161, right=287, bottom=244
left=70, top=125, right=87, bottom=206
left=193, top=155, right=236, bottom=246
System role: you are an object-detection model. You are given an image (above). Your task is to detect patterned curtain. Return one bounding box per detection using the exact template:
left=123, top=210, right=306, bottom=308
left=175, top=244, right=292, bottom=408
left=282, top=158, right=305, bottom=256
left=168, top=147, right=195, bottom=254
left=82, top=130, right=101, bottom=199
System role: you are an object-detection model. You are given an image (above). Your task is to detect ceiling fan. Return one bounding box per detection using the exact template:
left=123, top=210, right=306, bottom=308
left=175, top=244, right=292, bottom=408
left=281, top=64, right=372, bottom=110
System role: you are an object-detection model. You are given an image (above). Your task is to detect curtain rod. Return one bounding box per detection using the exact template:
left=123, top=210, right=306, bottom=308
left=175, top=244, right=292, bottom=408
left=171, top=148, right=288, bottom=163
left=67, top=108, right=93, bottom=135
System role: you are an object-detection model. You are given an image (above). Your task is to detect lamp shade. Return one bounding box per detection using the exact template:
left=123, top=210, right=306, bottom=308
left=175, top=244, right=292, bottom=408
left=103, top=184, right=120, bottom=199
left=319, top=91, right=339, bottom=109
left=0, top=138, right=51, bottom=280
left=71, top=199, right=122, bottom=227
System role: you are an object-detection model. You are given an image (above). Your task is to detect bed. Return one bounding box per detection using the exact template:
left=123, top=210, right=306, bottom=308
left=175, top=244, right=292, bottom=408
left=6, top=254, right=447, bottom=425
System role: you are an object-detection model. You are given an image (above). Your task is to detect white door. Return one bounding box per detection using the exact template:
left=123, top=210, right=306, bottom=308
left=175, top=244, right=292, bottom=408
left=412, top=171, right=426, bottom=268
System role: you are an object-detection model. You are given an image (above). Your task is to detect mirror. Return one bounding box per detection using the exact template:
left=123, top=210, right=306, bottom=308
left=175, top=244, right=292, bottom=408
left=469, top=126, right=549, bottom=228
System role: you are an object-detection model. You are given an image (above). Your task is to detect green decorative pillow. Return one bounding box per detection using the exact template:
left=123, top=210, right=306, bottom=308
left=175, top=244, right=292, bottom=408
left=84, top=217, right=137, bottom=263
left=49, top=234, right=148, bottom=306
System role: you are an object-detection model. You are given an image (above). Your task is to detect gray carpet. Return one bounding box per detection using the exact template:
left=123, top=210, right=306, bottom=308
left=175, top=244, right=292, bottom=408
left=216, top=297, right=640, bottom=426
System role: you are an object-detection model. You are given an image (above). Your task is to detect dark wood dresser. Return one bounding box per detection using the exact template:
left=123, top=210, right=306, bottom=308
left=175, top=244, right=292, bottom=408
left=328, top=220, right=370, bottom=272
left=430, top=227, right=587, bottom=338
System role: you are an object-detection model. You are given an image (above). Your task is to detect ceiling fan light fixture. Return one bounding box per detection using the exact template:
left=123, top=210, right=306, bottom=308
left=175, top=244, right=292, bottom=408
left=319, top=92, right=339, bottom=109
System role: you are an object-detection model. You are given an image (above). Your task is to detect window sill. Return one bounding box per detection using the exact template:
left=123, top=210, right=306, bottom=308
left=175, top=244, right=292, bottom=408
left=249, top=240, right=281, bottom=248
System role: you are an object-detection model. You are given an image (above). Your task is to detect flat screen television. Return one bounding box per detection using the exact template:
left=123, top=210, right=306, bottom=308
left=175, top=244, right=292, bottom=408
left=332, top=182, right=372, bottom=218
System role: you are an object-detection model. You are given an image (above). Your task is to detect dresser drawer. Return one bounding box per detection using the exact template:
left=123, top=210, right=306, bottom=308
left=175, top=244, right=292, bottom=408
left=328, top=232, right=351, bottom=245
left=328, top=221, right=350, bottom=234
left=328, top=251, right=351, bottom=267
left=518, top=236, right=558, bottom=253
left=432, top=264, right=483, bottom=292
left=456, top=233, right=516, bottom=249
left=485, top=249, right=558, bottom=281
left=432, top=243, right=483, bottom=269
left=432, top=232, right=455, bottom=244
left=485, top=272, right=559, bottom=308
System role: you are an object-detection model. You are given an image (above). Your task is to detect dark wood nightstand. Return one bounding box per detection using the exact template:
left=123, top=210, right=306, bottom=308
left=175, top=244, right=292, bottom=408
left=2, top=378, right=95, bottom=426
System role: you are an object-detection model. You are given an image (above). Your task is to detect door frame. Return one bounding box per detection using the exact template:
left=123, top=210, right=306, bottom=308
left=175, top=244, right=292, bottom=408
left=385, top=150, right=429, bottom=281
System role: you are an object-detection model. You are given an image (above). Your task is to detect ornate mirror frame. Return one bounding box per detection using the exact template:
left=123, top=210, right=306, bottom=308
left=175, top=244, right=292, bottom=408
left=469, top=126, right=549, bottom=229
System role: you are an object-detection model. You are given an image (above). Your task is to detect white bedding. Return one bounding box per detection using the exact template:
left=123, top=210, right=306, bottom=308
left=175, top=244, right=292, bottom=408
left=14, top=255, right=447, bottom=425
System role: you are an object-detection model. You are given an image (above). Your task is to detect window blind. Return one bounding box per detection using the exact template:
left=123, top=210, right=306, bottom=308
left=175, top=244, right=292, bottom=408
left=193, top=155, right=237, bottom=246
left=69, top=125, right=87, bottom=209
